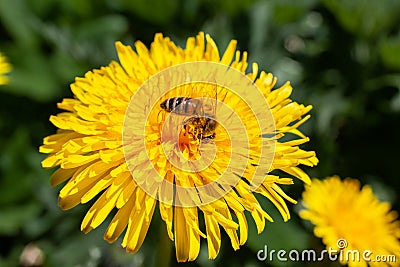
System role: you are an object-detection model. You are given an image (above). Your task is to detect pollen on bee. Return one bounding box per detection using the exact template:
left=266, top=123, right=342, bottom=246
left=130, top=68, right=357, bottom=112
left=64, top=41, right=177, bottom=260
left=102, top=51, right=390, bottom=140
left=178, top=123, right=202, bottom=161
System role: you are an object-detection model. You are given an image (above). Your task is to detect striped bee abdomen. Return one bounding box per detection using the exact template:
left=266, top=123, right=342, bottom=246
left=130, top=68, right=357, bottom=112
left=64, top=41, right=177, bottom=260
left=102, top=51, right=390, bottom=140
left=160, top=97, right=202, bottom=116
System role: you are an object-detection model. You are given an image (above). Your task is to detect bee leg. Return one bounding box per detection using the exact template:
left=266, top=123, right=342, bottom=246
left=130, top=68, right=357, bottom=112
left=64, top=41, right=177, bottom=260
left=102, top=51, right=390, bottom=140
left=183, top=124, right=189, bottom=137
left=199, top=130, right=204, bottom=141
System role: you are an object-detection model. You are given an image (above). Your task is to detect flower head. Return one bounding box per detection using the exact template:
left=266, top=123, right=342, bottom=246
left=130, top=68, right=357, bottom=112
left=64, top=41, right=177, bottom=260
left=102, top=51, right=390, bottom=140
left=40, top=32, right=318, bottom=261
left=0, top=52, right=11, bottom=85
left=300, top=176, right=400, bottom=267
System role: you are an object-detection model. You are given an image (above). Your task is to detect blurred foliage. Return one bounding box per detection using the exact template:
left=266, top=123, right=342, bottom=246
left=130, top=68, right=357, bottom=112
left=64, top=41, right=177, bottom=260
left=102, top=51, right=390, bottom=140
left=1, top=0, right=399, bottom=266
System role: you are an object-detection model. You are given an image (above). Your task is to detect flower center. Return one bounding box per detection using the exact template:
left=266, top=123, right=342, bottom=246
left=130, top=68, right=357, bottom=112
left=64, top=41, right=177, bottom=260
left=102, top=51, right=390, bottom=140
left=178, top=122, right=202, bottom=161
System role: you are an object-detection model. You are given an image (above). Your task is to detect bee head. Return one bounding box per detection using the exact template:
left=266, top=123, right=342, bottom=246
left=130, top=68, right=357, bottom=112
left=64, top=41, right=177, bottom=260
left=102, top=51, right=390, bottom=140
left=206, top=118, right=217, bottom=130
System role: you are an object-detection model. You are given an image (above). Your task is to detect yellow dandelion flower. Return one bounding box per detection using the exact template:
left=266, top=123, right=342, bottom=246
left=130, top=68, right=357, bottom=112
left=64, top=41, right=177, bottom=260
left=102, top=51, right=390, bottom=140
left=40, top=32, right=318, bottom=262
left=0, top=52, right=12, bottom=85
left=300, top=176, right=400, bottom=267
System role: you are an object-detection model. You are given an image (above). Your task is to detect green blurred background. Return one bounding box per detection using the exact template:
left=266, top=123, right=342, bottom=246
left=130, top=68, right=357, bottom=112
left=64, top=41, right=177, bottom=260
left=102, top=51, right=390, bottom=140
left=0, top=0, right=399, bottom=266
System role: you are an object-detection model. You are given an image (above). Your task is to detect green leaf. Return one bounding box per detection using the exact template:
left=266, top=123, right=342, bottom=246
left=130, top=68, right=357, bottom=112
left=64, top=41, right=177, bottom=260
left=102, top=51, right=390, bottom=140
left=4, top=50, right=62, bottom=101
left=322, top=0, right=400, bottom=38
left=273, top=0, right=317, bottom=24
left=117, top=0, right=178, bottom=25
left=380, top=38, right=400, bottom=70
left=0, top=129, right=39, bottom=205
left=0, top=203, right=41, bottom=235
left=0, top=0, right=39, bottom=47
left=74, top=15, right=128, bottom=40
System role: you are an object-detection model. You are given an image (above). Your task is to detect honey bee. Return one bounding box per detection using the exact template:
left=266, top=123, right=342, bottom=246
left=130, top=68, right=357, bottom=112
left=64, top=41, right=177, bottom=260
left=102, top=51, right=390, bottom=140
left=160, top=90, right=218, bottom=142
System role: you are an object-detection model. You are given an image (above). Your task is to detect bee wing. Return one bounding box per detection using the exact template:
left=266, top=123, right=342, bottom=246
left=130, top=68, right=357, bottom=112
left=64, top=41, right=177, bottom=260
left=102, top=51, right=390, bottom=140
left=161, top=109, right=190, bottom=144
left=198, top=82, right=218, bottom=118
